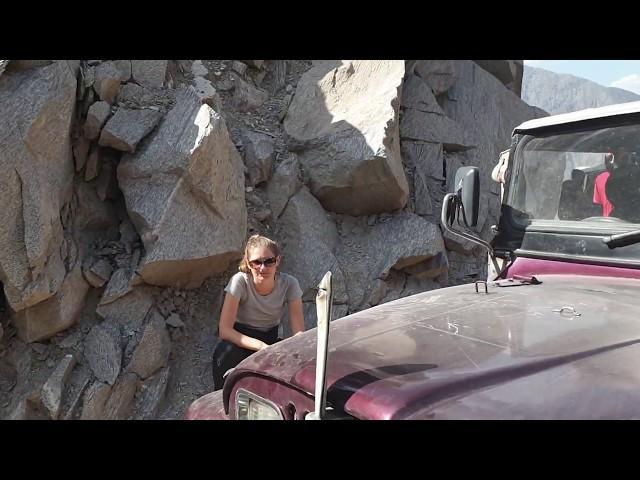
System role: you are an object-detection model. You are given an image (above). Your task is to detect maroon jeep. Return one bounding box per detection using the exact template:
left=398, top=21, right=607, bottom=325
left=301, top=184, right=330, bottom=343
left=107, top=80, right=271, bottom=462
left=186, top=102, right=640, bottom=420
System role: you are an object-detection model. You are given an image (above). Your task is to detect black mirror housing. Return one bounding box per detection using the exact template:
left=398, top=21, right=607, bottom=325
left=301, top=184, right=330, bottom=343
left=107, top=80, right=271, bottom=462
left=453, top=166, right=480, bottom=227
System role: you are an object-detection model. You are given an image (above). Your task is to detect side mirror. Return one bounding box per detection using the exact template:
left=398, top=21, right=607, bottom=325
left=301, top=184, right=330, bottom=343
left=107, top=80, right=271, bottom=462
left=453, top=166, right=480, bottom=227
left=442, top=165, right=500, bottom=280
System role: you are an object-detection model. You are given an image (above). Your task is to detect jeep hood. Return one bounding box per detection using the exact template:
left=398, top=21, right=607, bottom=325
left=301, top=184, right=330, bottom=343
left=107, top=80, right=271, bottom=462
left=226, top=275, right=640, bottom=419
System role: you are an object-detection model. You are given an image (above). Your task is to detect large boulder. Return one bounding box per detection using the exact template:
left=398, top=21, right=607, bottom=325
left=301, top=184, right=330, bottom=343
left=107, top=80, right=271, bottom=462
left=133, top=366, right=170, bottom=419
left=276, top=187, right=348, bottom=304
left=41, top=354, right=76, bottom=419
left=93, top=61, right=121, bottom=104
left=84, top=319, right=122, bottom=385
left=96, top=285, right=156, bottom=333
left=83, top=100, right=111, bottom=140
left=192, top=76, right=221, bottom=111
left=117, top=87, right=247, bottom=288
left=242, top=130, right=275, bottom=186
left=98, top=107, right=162, bottom=152
left=0, top=61, right=78, bottom=313
left=126, top=314, right=171, bottom=380
left=400, top=72, right=475, bottom=151
left=114, top=60, right=132, bottom=82
left=284, top=60, right=409, bottom=215
left=131, top=60, right=167, bottom=88
left=401, top=72, right=448, bottom=114
left=7, top=60, right=56, bottom=71
left=474, top=60, right=524, bottom=97
left=232, top=73, right=269, bottom=112
left=82, top=258, right=113, bottom=288
left=59, top=366, right=92, bottom=420
left=99, top=268, right=133, bottom=306
left=408, top=60, right=457, bottom=95
left=400, top=108, right=473, bottom=150
left=265, top=153, right=302, bottom=219
left=401, top=141, right=443, bottom=216
left=12, top=261, right=90, bottom=343
left=336, top=212, right=446, bottom=310
left=80, top=381, right=112, bottom=420
left=102, top=372, right=138, bottom=420
left=8, top=391, right=50, bottom=420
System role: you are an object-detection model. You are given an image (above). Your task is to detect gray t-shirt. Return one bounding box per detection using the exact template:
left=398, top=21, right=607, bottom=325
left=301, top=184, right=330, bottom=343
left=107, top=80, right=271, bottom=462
left=224, top=272, right=303, bottom=331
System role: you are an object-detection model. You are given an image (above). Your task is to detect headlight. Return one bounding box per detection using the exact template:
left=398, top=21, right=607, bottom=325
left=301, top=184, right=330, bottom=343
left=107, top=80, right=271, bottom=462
left=235, top=389, right=283, bottom=420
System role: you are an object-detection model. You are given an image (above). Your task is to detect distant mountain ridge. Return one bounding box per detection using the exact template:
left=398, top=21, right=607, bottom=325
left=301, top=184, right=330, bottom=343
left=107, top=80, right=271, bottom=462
left=522, top=65, right=640, bottom=115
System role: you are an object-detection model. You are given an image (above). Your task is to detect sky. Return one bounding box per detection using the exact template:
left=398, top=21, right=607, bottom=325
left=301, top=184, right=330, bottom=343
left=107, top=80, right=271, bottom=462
left=524, top=60, right=640, bottom=95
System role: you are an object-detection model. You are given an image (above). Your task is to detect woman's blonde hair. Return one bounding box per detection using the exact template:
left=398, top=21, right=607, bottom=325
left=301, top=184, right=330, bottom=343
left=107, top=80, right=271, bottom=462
left=239, top=234, right=281, bottom=273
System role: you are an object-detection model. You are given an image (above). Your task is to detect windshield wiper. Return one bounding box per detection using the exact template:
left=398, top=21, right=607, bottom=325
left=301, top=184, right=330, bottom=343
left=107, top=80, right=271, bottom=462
left=603, top=230, right=640, bottom=249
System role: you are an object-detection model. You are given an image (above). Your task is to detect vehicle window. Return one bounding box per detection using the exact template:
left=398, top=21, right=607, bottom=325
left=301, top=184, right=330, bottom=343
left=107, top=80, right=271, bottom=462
left=507, top=124, right=640, bottom=228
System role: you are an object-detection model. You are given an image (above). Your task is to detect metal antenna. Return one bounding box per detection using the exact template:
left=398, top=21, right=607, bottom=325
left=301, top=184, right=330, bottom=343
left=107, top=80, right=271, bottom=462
left=305, top=271, right=333, bottom=420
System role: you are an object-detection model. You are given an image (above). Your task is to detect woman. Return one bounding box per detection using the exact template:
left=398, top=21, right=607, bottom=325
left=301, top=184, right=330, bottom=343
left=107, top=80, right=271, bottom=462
left=211, top=234, right=305, bottom=390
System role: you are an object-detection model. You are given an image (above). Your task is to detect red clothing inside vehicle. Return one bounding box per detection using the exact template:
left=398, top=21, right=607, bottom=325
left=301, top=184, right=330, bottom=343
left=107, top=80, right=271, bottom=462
left=593, top=171, right=613, bottom=216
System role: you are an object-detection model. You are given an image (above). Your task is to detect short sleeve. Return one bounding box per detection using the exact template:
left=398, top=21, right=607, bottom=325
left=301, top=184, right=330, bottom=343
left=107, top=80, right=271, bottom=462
left=285, top=275, right=303, bottom=302
left=225, top=273, right=247, bottom=301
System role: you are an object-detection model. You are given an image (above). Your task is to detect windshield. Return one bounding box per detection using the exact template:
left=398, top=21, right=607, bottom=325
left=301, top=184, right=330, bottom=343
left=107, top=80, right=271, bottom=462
left=507, top=123, right=640, bottom=229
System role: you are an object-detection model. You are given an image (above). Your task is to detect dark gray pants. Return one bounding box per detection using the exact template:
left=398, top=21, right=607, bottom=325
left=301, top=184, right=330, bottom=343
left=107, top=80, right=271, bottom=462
left=211, top=323, right=279, bottom=391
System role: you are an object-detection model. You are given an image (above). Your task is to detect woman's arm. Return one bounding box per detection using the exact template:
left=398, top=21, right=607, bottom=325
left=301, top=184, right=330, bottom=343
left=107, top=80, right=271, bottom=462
left=288, top=298, right=305, bottom=335
left=218, top=293, right=268, bottom=351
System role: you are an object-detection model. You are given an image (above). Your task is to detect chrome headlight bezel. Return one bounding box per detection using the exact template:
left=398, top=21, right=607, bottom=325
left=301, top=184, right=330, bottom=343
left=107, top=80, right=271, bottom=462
left=235, top=388, right=284, bottom=420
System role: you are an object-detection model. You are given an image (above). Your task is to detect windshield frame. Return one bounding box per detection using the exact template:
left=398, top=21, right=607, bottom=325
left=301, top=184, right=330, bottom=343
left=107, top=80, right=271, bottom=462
left=505, top=120, right=640, bottom=236
left=494, top=116, right=640, bottom=267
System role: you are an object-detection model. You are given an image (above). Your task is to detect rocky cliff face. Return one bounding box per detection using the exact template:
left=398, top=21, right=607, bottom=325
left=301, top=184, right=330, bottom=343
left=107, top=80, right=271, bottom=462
left=523, top=65, right=640, bottom=115
left=0, top=59, right=543, bottom=419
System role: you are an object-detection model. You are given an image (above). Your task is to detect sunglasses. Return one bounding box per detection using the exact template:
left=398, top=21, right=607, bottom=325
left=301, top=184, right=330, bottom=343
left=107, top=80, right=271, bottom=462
left=249, top=257, right=277, bottom=268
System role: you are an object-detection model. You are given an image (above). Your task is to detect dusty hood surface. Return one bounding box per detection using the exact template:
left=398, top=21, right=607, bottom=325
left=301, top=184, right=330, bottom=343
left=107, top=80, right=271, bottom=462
left=226, top=275, right=640, bottom=419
